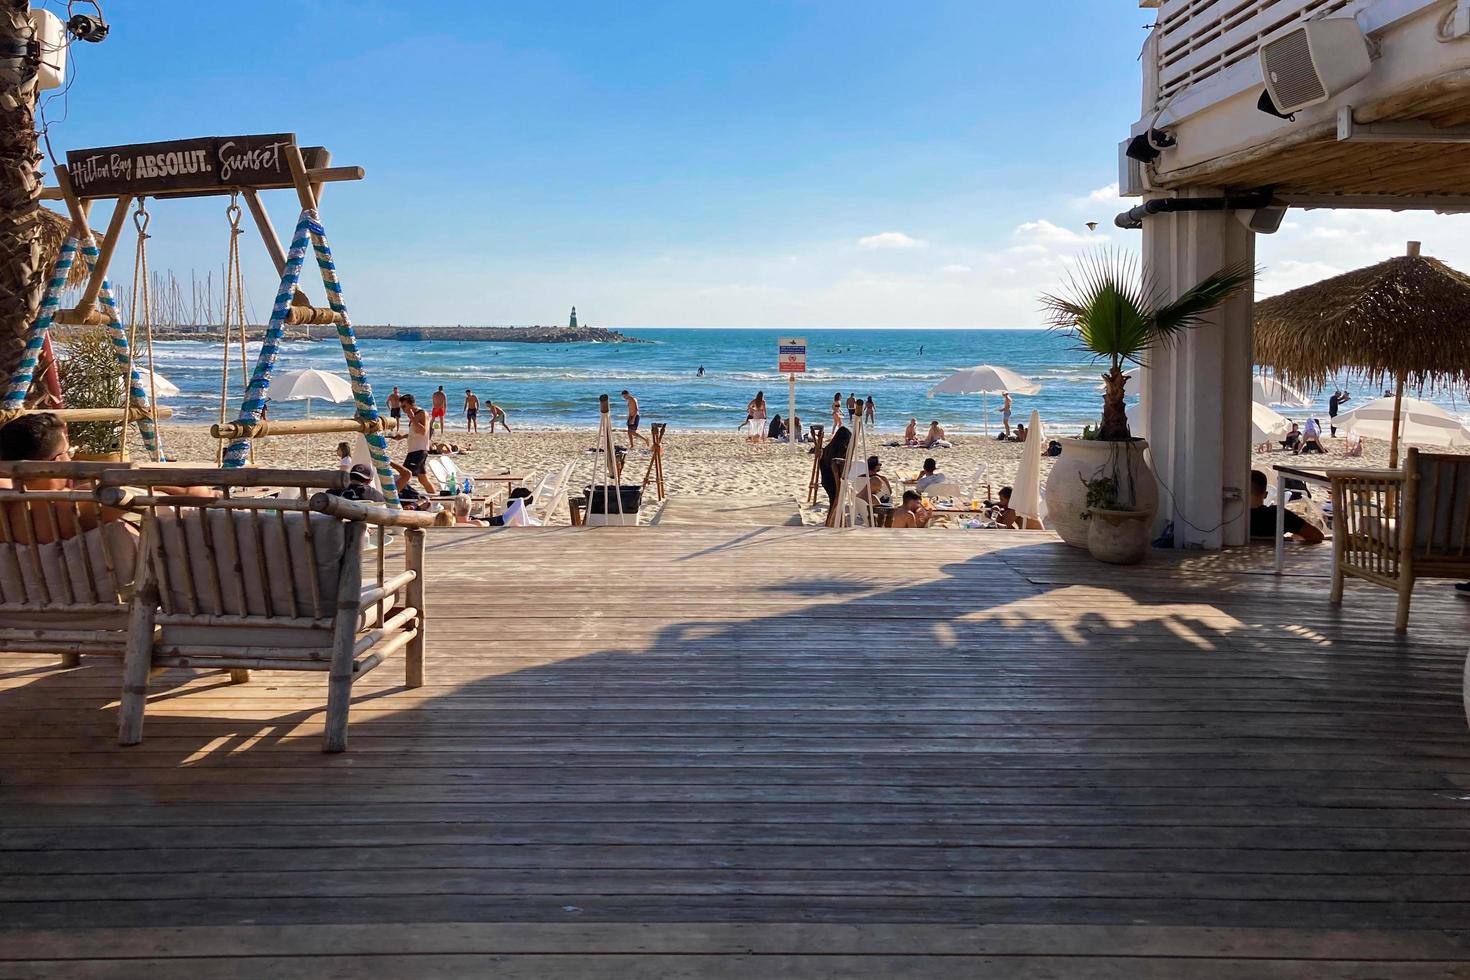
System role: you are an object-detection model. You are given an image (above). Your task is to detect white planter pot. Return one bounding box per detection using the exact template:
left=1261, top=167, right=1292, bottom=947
left=1086, top=508, right=1152, bottom=565
left=1043, top=438, right=1158, bottom=549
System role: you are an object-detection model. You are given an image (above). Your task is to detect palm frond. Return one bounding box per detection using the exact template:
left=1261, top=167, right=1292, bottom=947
left=1149, top=261, right=1257, bottom=342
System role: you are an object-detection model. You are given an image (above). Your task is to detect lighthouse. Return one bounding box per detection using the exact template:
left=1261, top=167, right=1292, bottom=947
left=568, top=306, right=578, bottom=329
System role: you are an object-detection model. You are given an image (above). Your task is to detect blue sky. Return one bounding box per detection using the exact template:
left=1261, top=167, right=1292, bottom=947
left=37, top=0, right=1470, bottom=327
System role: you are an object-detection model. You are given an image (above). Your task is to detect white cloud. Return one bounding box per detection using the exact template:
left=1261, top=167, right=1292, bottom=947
left=1013, top=219, right=1090, bottom=246
left=857, top=231, right=926, bottom=249
left=1087, top=182, right=1121, bottom=202
left=939, top=264, right=972, bottom=274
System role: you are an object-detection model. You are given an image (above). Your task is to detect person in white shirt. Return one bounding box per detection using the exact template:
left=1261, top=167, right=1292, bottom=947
left=1299, top=417, right=1325, bottom=454
left=914, top=457, right=948, bottom=493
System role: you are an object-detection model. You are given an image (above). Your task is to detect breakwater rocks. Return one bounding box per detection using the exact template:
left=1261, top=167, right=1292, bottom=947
left=351, top=325, right=642, bottom=344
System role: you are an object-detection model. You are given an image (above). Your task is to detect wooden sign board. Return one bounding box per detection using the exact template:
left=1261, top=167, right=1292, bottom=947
left=65, top=134, right=298, bottom=198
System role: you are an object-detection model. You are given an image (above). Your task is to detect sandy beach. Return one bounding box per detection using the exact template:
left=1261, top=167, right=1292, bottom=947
left=125, top=422, right=1449, bottom=526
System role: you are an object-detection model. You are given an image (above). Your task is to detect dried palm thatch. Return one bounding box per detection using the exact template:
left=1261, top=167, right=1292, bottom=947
left=36, top=206, right=91, bottom=289
left=1254, top=246, right=1470, bottom=394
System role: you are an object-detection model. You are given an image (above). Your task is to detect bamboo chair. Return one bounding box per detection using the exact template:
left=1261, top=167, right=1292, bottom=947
left=1329, top=448, right=1470, bottom=632
left=0, top=460, right=141, bottom=666
left=97, top=466, right=450, bottom=752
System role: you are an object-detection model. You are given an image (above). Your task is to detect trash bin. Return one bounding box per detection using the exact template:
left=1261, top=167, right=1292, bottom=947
left=584, top=484, right=643, bottom=526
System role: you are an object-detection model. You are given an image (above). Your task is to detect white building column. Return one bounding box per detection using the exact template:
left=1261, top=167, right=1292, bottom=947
left=1138, top=192, right=1255, bottom=550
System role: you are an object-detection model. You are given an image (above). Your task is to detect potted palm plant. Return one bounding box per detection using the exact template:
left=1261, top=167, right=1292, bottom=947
left=1040, top=251, right=1253, bottom=556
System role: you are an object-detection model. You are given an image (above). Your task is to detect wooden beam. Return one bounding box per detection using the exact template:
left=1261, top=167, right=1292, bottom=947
left=241, top=188, right=288, bottom=277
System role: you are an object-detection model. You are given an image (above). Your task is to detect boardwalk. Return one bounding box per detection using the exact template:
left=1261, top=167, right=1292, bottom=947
left=3, top=526, right=1470, bottom=977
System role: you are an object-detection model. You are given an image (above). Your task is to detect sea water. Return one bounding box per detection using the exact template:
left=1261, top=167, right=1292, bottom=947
left=148, top=327, right=1467, bottom=433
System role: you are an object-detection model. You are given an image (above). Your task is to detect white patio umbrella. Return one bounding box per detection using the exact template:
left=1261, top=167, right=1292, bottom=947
left=928, top=364, right=1041, bottom=435
left=139, top=369, right=179, bottom=398
left=1251, top=401, right=1292, bottom=447
left=1252, top=374, right=1311, bottom=409
left=1012, top=408, right=1045, bottom=527
left=272, top=368, right=354, bottom=418
left=1335, top=396, right=1470, bottom=448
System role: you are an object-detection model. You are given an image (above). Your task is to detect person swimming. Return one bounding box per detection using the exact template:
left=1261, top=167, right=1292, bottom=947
left=696, top=366, right=706, bottom=378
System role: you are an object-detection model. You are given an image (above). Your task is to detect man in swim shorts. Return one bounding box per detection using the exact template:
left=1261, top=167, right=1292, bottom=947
left=463, top=389, right=479, bottom=433
left=397, top=394, right=437, bottom=494
left=621, top=390, right=650, bottom=449
left=431, top=385, right=448, bottom=437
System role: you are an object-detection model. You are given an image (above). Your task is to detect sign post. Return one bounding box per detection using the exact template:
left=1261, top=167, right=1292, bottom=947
left=778, top=336, right=806, bottom=454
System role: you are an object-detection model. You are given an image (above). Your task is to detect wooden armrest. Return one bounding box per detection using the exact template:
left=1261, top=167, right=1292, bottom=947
left=310, top=492, right=454, bottom=527
left=98, top=466, right=349, bottom=490
left=1326, top=468, right=1405, bottom=483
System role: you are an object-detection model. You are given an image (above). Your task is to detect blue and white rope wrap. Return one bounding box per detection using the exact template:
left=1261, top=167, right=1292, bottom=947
left=2, top=237, right=76, bottom=408
left=2, top=237, right=165, bottom=461
left=222, top=214, right=309, bottom=469
left=225, top=209, right=400, bottom=507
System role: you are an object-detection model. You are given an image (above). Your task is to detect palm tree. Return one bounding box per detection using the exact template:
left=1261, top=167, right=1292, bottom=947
left=1041, top=250, right=1255, bottom=441
left=0, top=1, right=43, bottom=398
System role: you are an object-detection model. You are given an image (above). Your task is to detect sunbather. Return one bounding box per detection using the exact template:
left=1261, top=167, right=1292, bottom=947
left=903, top=418, right=919, bottom=446
left=922, top=420, right=949, bottom=448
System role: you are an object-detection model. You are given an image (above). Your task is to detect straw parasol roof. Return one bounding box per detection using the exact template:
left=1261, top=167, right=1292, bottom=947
left=37, top=206, right=90, bottom=289
left=1254, top=242, right=1470, bottom=465
left=1254, top=242, right=1470, bottom=394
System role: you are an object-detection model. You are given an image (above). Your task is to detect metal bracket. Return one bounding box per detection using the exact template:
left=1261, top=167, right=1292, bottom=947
left=1337, top=106, right=1470, bottom=142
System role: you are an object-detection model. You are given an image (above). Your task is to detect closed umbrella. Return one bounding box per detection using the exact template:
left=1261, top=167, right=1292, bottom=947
left=1252, top=375, right=1311, bottom=409
left=1012, top=408, right=1045, bottom=527
left=1334, top=395, right=1470, bottom=448
left=272, top=368, right=354, bottom=418
left=928, top=364, right=1041, bottom=435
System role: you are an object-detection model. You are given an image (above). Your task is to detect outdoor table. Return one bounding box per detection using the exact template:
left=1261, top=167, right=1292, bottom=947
left=1270, top=463, right=1332, bottom=576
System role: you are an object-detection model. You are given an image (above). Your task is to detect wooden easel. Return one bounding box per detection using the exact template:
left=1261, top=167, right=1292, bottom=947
left=806, top=425, right=825, bottom=504
left=641, top=422, right=667, bottom=500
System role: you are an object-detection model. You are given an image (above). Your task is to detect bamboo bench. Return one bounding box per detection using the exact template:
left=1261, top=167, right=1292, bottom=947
left=0, top=460, right=141, bottom=667
left=1329, top=448, right=1470, bottom=632
left=97, top=466, right=451, bottom=752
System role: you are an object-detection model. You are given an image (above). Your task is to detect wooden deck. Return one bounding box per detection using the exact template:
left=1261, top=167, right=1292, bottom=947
left=3, top=526, right=1470, bottom=977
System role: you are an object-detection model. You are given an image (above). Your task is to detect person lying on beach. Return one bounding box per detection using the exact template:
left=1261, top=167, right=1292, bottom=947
left=890, top=490, right=931, bottom=529
left=903, top=418, right=919, bottom=446
left=1248, top=470, right=1324, bottom=544
left=922, top=420, right=949, bottom=448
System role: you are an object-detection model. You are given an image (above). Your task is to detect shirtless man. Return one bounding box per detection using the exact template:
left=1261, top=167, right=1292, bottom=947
left=430, top=385, right=448, bottom=437
left=903, top=418, right=918, bottom=446
left=923, top=420, right=946, bottom=448
left=890, top=490, right=931, bottom=529
left=845, top=393, right=858, bottom=421
left=396, top=393, right=438, bottom=494
left=1000, top=390, right=1013, bottom=438
left=463, top=389, right=480, bottom=433
left=387, top=386, right=401, bottom=431
left=621, top=389, right=650, bottom=449
left=487, top=400, right=511, bottom=433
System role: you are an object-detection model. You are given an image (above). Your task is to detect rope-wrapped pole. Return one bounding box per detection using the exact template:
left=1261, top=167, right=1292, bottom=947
left=303, top=210, right=400, bottom=507
left=1, top=236, right=164, bottom=461
left=222, top=213, right=310, bottom=468
left=1, top=236, right=75, bottom=407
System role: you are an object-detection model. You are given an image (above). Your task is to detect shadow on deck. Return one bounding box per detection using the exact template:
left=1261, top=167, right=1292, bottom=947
left=2, top=527, right=1469, bottom=976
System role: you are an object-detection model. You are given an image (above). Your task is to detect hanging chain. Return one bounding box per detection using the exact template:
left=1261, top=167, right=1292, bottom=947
left=123, top=199, right=153, bottom=442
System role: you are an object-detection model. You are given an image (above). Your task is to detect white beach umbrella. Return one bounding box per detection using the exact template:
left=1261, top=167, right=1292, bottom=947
left=928, top=364, right=1041, bottom=435
left=272, top=368, right=354, bottom=418
left=1012, top=409, right=1045, bottom=526
left=1335, top=396, right=1470, bottom=448
left=140, top=369, right=179, bottom=399
left=1251, top=401, right=1292, bottom=446
left=1252, top=375, right=1312, bottom=409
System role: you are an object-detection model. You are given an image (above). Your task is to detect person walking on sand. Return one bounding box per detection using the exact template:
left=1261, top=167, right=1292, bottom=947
left=747, top=390, right=768, bottom=442
left=394, top=393, right=438, bottom=495
left=845, top=393, right=858, bottom=421
left=431, top=385, right=448, bottom=437
left=1328, top=388, right=1351, bottom=437
left=622, top=390, right=650, bottom=449
left=464, top=389, right=480, bottom=433
left=864, top=395, right=875, bottom=427
left=831, top=393, right=843, bottom=430
left=1001, top=390, right=1013, bottom=438
left=387, top=386, right=401, bottom=430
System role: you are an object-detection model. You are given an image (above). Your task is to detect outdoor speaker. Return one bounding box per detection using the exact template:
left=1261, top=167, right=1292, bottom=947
left=1259, top=18, right=1371, bottom=116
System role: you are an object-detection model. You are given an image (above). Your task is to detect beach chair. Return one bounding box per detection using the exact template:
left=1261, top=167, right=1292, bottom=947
left=98, top=466, right=450, bottom=752
left=1329, top=449, right=1470, bottom=632
left=528, top=462, right=576, bottom=525
left=0, top=460, right=140, bottom=667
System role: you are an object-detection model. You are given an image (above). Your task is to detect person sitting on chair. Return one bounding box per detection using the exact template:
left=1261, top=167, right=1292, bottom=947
left=329, top=463, right=386, bottom=504
left=856, top=456, right=888, bottom=506
left=1248, top=470, right=1324, bottom=543
left=914, top=457, right=948, bottom=493
left=890, top=490, right=931, bottom=529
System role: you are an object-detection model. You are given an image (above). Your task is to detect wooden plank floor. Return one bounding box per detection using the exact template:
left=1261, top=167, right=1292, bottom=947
left=3, top=526, right=1470, bottom=977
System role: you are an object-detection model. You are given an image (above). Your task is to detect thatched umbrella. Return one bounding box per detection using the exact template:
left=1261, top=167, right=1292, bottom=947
left=1254, top=241, right=1470, bottom=467
left=37, top=206, right=90, bottom=289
